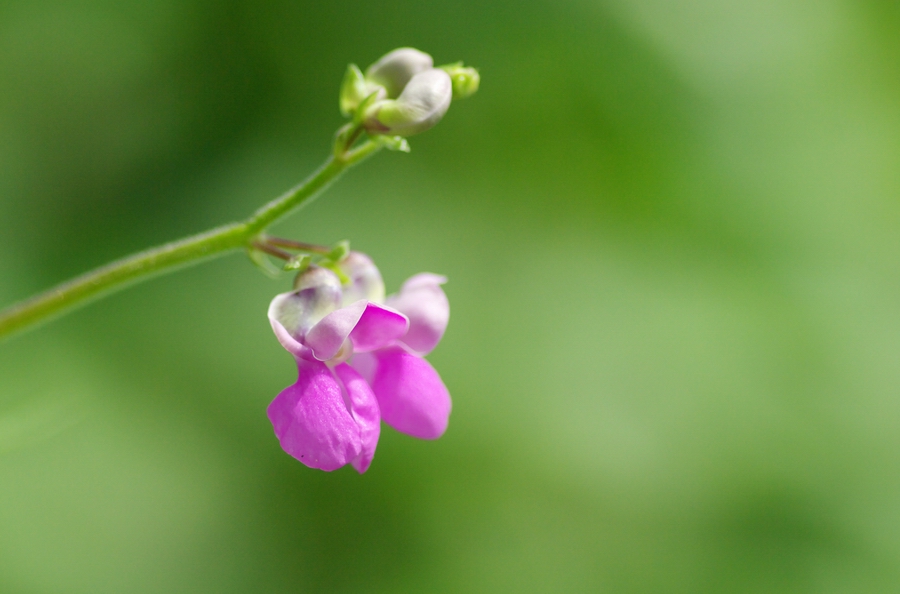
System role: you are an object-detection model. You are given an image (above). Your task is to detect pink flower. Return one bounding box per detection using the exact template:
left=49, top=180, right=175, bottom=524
left=267, top=254, right=451, bottom=473
left=351, top=273, right=451, bottom=439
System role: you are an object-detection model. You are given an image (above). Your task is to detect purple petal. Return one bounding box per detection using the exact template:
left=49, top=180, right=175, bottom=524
left=385, top=273, right=449, bottom=355
left=305, top=300, right=367, bottom=360
left=334, top=363, right=380, bottom=474
left=350, top=303, right=409, bottom=353
left=361, top=345, right=451, bottom=440
left=267, top=359, right=361, bottom=471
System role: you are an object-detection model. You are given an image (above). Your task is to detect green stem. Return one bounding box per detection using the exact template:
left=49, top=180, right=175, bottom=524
left=0, top=138, right=382, bottom=340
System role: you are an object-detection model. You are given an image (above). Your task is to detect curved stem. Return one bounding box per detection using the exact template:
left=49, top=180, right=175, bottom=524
left=245, top=156, right=342, bottom=234
left=263, top=237, right=330, bottom=254
left=0, top=138, right=383, bottom=341
left=0, top=224, right=247, bottom=338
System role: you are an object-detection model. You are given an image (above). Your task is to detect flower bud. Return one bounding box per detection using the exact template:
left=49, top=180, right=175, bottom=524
left=338, top=252, right=385, bottom=306
left=363, top=68, right=452, bottom=137
left=440, top=63, right=480, bottom=100
left=365, top=48, right=434, bottom=99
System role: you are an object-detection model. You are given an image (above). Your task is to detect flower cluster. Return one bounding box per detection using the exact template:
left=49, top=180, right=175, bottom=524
left=340, top=48, right=479, bottom=137
left=267, top=252, right=451, bottom=473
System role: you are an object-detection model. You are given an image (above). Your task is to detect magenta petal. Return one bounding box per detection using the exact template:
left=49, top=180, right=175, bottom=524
left=385, top=273, right=449, bottom=355
left=305, top=300, right=367, bottom=360
left=350, top=303, right=409, bottom=353
left=334, top=363, right=381, bottom=473
left=267, top=359, right=361, bottom=471
left=367, top=345, right=451, bottom=439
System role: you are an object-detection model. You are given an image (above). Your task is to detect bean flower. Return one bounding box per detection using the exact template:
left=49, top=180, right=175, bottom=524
left=267, top=253, right=451, bottom=473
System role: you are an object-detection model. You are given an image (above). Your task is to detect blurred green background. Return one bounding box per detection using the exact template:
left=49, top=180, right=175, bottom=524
left=3, top=0, right=900, bottom=591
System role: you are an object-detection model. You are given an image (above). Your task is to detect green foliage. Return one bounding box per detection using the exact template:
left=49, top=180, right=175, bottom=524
left=2, top=0, right=900, bottom=592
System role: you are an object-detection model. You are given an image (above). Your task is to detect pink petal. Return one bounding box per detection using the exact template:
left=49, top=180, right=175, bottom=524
left=349, top=303, right=409, bottom=353
left=334, top=363, right=381, bottom=474
left=267, top=358, right=361, bottom=471
left=304, top=300, right=367, bottom=360
left=306, top=301, right=408, bottom=360
left=385, top=273, right=449, bottom=355
left=363, top=345, right=451, bottom=440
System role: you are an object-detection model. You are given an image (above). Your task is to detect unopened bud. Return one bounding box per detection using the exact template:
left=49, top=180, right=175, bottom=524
left=338, top=251, right=385, bottom=305
left=365, top=48, right=434, bottom=98
left=440, top=63, right=480, bottom=100
left=363, top=69, right=452, bottom=137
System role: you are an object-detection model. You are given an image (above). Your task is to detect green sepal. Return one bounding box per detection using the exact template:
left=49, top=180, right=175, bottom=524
left=247, top=247, right=284, bottom=278
left=313, top=241, right=352, bottom=284
left=283, top=253, right=312, bottom=272
left=339, top=64, right=368, bottom=117
left=352, top=91, right=385, bottom=127
left=374, top=135, right=411, bottom=152
left=327, top=240, right=351, bottom=262
left=322, top=262, right=350, bottom=285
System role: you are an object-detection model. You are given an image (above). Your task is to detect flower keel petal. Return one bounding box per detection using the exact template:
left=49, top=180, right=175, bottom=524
left=334, top=363, right=381, bottom=473
left=267, top=359, right=361, bottom=471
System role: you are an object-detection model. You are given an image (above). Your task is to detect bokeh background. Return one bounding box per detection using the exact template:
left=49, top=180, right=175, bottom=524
left=3, top=0, right=900, bottom=591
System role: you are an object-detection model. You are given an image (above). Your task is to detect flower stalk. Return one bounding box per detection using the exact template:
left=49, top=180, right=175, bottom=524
left=0, top=139, right=382, bottom=341
left=0, top=46, right=478, bottom=342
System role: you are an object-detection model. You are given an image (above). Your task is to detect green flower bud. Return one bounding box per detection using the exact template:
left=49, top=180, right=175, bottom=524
left=440, top=62, right=480, bottom=100
left=363, top=69, right=452, bottom=137
left=365, top=48, right=434, bottom=99
left=339, top=64, right=386, bottom=117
